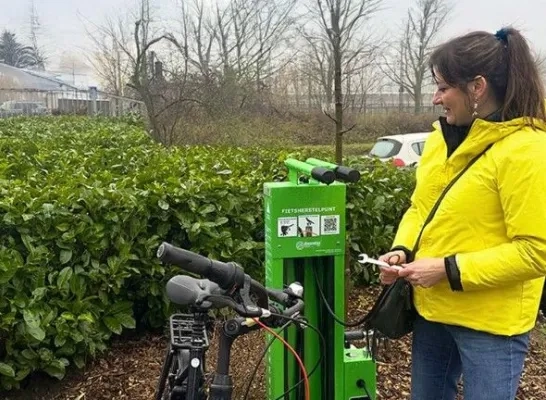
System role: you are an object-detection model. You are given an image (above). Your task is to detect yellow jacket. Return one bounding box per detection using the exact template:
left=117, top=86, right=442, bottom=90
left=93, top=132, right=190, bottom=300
left=393, top=117, right=546, bottom=336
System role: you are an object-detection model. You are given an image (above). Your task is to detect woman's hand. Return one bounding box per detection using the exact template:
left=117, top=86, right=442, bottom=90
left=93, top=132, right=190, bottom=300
left=398, top=258, right=447, bottom=288
left=377, top=250, right=406, bottom=285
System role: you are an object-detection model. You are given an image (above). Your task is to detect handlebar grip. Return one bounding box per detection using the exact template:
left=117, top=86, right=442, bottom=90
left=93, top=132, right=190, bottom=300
left=157, top=242, right=211, bottom=273
left=334, top=165, right=360, bottom=183
left=157, top=242, right=245, bottom=292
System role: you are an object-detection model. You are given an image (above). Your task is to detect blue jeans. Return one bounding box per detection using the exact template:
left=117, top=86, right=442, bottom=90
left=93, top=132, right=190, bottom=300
left=411, top=314, right=530, bottom=400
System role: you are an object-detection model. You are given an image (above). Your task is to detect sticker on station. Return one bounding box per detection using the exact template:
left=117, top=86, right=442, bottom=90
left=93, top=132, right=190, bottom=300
left=277, top=217, right=298, bottom=237
left=278, top=214, right=340, bottom=237
left=321, top=215, right=340, bottom=235
left=297, top=215, right=320, bottom=237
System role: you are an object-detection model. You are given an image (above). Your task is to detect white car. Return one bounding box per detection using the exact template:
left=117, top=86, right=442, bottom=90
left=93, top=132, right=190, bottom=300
left=0, top=101, right=50, bottom=117
left=368, top=132, right=431, bottom=167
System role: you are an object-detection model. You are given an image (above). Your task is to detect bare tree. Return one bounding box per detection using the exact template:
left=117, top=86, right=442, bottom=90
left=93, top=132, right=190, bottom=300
left=249, top=0, right=297, bottom=89
left=84, top=16, right=132, bottom=96
left=127, top=18, right=187, bottom=143
left=178, top=0, right=216, bottom=83
left=85, top=0, right=297, bottom=143
left=169, top=0, right=297, bottom=115
left=381, top=0, right=450, bottom=113
left=299, top=34, right=335, bottom=104
left=83, top=0, right=203, bottom=144
left=305, top=0, right=383, bottom=163
left=345, top=61, right=385, bottom=113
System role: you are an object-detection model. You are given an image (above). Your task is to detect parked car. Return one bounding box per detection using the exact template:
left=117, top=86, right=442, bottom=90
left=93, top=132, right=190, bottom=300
left=0, top=101, right=50, bottom=118
left=368, top=132, right=431, bottom=167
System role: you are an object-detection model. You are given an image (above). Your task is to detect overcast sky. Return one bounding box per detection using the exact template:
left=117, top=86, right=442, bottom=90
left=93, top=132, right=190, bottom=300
left=1, top=0, right=545, bottom=73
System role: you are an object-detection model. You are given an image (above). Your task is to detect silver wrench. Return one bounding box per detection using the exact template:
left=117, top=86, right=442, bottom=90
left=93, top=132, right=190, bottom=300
left=357, top=253, right=403, bottom=270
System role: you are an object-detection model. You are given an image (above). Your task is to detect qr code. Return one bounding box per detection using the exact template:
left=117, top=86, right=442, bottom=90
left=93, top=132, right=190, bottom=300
left=321, top=215, right=339, bottom=235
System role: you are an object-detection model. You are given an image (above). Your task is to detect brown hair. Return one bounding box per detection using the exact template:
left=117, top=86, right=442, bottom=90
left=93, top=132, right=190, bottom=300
left=429, top=26, right=546, bottom=125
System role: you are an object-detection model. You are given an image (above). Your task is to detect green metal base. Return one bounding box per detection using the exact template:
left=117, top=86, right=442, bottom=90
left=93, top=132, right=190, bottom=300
left=343, top=347, right=376, bottom=400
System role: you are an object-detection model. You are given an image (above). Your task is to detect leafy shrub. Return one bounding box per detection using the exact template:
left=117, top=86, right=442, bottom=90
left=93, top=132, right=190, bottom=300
left=0, top=116, right=413, bottom=389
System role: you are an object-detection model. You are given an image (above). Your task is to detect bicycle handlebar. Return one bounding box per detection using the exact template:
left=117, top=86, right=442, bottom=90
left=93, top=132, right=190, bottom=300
left=159, top=242, right=305, bottom=319
left=166, top=274, right=304, bottom=318
left=157, top=242, right=246, bottom=293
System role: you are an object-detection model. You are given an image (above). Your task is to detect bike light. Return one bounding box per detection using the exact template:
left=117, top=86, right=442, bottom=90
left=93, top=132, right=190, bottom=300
left=288, top=282, right=304, bottom=298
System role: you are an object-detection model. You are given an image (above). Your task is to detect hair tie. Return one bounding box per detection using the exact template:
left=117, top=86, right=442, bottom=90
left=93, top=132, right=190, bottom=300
left=494, top=28, right=508, bottom=43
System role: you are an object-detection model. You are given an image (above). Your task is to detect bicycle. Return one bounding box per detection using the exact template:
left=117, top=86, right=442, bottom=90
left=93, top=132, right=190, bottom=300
left=154, top=242, right=308, bottom=400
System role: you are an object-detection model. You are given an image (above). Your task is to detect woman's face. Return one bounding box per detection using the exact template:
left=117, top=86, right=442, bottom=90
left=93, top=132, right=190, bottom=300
left=432, top=70, right=473, bottom=126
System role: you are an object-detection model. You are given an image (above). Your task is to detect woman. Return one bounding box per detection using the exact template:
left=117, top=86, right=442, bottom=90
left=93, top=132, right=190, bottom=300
left=379, top=26, right=546, bottom=400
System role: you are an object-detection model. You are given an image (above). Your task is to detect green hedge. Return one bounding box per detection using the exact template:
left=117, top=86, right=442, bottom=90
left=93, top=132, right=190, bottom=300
left=0, top=116, right=414, bottom=389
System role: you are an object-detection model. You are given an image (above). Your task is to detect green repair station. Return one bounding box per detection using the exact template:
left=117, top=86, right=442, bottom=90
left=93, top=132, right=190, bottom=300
left=264, top=157, right=377, bottom=399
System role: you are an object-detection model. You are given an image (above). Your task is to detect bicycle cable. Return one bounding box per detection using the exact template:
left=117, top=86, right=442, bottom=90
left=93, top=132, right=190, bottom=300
left=359, top=377, right=374, bottom=399
left=269, top=313, right=326, bottom=400
left=253, top=318, right=311, bottom=400
left=241, top=321, right=291, bottom=400
left=312, top=262, right=386, bottom=361
left=312, top=264, right=369, bottom=327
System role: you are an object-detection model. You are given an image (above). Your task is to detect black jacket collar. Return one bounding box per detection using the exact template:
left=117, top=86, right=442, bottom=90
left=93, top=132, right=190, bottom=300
left=439, top=111, right=502, bottom=157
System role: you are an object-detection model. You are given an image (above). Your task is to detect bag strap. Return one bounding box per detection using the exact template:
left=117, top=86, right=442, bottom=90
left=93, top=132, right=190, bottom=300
left=410, top=143, right=493, bottom=257
left=359, top=144, right=493, bottom=332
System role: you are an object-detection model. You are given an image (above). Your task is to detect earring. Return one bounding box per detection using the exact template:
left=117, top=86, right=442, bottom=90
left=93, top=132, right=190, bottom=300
left=472, top=99, right=479, bottom=118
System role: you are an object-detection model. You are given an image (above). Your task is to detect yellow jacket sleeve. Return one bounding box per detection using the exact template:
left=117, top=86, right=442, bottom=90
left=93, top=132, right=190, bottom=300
left=457, top=136, right=546, bottom=290
left=392, top=192, right=420, bottom=253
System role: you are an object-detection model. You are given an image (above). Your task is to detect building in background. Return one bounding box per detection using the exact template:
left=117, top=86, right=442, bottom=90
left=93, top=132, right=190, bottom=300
left=0, top=62, right=142, bottom=116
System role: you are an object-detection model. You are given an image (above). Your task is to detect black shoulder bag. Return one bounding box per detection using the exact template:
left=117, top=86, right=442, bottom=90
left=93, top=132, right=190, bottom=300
left=361, top=145, right=492, bottom=340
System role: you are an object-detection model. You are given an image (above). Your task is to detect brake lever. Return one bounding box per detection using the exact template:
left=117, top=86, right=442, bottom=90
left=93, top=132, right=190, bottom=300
left=203, top=294, right=263, bottom=317
left=239, top=275, right=255, bottom=307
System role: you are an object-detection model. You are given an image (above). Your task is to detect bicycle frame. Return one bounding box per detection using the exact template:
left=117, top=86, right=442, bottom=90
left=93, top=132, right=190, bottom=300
left=208, top=316, right=261, bottom=400
left=155, top=311, right=210, bottom=400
